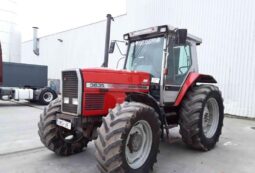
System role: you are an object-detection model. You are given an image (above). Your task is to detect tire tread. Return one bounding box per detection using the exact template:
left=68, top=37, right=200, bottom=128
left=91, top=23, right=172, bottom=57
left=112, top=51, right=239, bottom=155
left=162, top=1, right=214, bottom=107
left=179, top=84, right=224, bottom=151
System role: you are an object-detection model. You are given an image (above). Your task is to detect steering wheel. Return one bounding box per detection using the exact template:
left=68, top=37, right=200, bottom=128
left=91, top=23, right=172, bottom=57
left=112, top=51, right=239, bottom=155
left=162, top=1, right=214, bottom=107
left=132, top=56, right=146, bottom=70
left=178, top=66, right=189, bottom=74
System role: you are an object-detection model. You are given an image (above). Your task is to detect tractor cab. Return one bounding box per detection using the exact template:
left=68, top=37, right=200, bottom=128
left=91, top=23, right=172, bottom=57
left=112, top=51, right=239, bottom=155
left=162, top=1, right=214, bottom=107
left=112, top=25, right=202, bottom=103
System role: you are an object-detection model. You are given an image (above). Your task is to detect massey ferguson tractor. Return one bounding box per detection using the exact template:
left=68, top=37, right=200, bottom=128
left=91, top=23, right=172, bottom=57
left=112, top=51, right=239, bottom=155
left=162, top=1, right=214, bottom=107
left=38, top=14, right=224, bottom=173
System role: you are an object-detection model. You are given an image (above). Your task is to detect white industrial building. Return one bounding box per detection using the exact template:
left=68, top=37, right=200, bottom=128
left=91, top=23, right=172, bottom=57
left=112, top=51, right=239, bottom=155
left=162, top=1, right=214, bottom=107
left=0, top=0, right=21, bottom=62
left=19, top=0, right=255, bottom=118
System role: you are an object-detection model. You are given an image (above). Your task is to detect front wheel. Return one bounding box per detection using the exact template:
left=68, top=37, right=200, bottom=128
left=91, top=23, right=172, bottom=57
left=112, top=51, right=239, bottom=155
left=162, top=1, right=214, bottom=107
left=95, top=102, right=161, bottom=173
left=179, top=85, right=224, bottom=151
left=38, top=98, right=89, bottom=156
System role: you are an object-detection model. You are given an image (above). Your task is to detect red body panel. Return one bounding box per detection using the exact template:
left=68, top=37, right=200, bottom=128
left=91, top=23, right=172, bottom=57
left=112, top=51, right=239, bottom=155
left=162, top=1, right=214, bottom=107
left=81, top=68, right=150, bottom=116
left=174, top=72, right=217, bottom=106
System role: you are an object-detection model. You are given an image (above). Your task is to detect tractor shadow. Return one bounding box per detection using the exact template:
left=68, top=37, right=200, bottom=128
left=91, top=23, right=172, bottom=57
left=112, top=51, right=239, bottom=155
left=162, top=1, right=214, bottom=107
left=39, top=127, right=220, bottom=173
left=152, top=127, right=212, bottom=173
left=42, top=143, right=99, bottom=173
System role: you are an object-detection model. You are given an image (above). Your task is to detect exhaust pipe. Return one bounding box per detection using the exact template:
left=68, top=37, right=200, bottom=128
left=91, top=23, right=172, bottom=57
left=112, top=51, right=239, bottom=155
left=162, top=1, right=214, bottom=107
left=102, top=14, right=114, bottom=67
left=32, top=27, right=39, bottom=56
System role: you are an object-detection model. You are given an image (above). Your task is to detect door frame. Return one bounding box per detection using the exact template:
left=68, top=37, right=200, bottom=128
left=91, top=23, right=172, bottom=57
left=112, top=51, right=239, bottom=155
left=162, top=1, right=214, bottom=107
left=160, top=38, right=198, bottom=105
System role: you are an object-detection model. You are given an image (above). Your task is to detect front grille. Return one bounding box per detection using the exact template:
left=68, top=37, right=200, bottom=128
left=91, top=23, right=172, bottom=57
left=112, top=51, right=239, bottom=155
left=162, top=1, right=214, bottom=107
left=85, top=93, right=104, bottom=110
left=62, top=71, right=79, bottom=114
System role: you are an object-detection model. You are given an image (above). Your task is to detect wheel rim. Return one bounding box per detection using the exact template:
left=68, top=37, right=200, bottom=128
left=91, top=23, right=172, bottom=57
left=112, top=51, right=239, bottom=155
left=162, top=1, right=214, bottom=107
left=125, top=120, right=152, bottom=169
left=43, top=92, right=53, bottom=102
left=202, top=98, right=220, bottom=138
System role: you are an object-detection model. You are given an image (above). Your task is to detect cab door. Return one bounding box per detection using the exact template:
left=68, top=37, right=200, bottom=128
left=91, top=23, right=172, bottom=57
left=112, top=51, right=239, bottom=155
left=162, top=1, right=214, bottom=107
left=162, top=41, right=196, bottom=104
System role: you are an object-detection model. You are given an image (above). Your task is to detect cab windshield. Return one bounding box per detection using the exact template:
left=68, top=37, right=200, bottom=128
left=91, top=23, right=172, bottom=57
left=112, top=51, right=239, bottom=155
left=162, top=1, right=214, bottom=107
left=125, top=37, right=164, bottom=78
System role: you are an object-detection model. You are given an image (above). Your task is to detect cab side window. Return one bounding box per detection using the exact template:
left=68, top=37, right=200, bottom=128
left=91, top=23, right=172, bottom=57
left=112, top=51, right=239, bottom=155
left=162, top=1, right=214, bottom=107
left=166, top=44, right=192, bottom=85
left=176, top=45, right=191, bottom=74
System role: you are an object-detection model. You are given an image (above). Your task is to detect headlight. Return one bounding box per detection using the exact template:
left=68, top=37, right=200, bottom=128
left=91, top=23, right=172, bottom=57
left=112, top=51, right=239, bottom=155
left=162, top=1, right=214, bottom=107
left=64, top=97, right=69, bottom=104
left=72, top=98, right=78, bottom=105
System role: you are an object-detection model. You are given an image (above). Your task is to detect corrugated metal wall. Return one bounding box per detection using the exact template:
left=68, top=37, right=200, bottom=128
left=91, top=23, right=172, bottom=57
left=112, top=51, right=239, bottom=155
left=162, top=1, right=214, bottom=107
left=125, top=0, right=255, bottom=117
left=0, top=0, right=21, bottom=62
left=21, top=0, right=255, bottom=117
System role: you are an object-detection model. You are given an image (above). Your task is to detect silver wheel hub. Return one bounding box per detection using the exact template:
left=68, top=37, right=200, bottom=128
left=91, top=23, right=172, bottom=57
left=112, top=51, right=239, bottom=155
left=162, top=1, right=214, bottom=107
left=127, top=132, right=143, bottom=153
left=202, top=98, right=220, bottom=138
left=125, top=120, right=152, bottom=169
left=43, top=92, right=53, bottom=102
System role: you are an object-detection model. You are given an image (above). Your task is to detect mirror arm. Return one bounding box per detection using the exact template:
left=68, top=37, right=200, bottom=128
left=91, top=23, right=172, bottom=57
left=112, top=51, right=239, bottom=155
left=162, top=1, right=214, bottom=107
left=116, top=57, right=126, bottom=69
left=115, top=42, right=126, bottom=56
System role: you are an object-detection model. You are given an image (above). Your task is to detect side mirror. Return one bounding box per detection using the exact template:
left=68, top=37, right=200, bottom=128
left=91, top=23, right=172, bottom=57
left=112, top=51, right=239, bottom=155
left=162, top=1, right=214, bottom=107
left=176, top=29, right=187, bottom=45
left=109, top=41, right=116, bottom=53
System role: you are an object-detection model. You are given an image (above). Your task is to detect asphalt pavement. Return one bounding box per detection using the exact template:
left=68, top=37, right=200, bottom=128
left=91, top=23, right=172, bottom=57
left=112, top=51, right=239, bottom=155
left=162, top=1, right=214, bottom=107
left=0, top=100, right=255, bottom=173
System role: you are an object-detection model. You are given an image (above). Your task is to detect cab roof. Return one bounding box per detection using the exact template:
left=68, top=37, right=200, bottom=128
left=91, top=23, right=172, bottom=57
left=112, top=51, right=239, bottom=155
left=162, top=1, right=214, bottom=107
left=124, top=25, right=202, bottom=45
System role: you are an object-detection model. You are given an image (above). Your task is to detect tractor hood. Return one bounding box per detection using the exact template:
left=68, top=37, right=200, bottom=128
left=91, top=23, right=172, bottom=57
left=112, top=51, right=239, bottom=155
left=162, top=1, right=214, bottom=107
left=81, top=68, right=151, bottom=92
left=80, top=68, right=151, bottom=116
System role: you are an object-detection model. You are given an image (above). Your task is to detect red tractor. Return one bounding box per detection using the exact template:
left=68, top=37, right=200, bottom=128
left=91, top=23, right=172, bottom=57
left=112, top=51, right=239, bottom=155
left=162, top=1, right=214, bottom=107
left=38, top=15, right=224, bottom=173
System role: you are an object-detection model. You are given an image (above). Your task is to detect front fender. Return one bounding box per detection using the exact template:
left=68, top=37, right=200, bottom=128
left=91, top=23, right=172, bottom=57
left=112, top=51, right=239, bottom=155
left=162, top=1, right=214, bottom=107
left=125, top=92, right=165, bottom=131
left=125, top=92, right=161, bottom=115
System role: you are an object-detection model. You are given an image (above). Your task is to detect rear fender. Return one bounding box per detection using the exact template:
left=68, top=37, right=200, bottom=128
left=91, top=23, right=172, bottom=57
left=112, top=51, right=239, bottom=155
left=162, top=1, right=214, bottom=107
left=174, top=72, right=217, bottom=106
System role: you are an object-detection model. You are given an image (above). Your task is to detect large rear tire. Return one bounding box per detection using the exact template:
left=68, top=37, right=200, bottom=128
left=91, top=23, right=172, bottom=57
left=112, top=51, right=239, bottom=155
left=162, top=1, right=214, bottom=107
left=179, top=85, right=224, bottom=151
left=38, top=87, right=57, bottom=105
left=38, top=98, right=89, bottom=156
left=95, top=102, right=161, bottom=173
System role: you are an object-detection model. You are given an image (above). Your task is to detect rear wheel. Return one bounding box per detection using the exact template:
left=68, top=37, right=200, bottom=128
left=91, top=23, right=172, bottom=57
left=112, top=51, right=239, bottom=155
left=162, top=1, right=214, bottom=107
left=179, top=85, right=224, bottom=150
left=95, top=102, right=161, bottom=173
left=38, top=98, right=89, bottom=156
left=39, top=88, right=57, bottom=105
